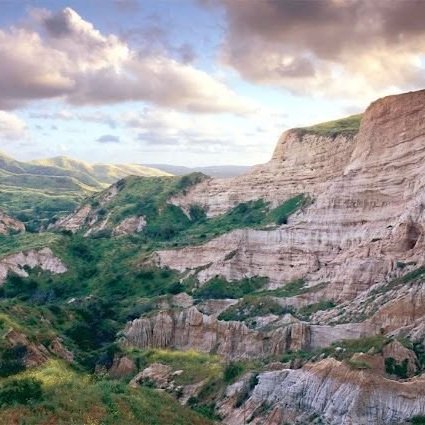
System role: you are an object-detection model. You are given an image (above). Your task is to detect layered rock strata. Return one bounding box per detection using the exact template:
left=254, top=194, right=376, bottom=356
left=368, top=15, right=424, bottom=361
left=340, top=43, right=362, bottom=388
left=219, top=359, right=425, bottom=425
left=156, top=90, right=425, bottom=301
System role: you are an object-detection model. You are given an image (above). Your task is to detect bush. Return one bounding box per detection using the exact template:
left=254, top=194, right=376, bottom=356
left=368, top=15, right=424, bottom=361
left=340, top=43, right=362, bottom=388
left=0, top=345, right=27, bottom=377
left=385, top=357, right=408, bottom=379
left=0, top=378, right=43, bottom=406
left=189, top=205, right=206, bottom=222
left=194, top=277, right=267, bottom=300
left=223, top=362, right=244, bottom=383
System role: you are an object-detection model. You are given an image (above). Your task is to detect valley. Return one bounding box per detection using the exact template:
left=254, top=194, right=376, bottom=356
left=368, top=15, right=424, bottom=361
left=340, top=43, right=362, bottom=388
left=1, top=89, right=425, bottom=424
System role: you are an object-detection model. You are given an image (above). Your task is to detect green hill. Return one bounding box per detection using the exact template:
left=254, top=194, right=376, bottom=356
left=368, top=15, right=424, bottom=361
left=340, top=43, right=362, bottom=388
left=0, top=152, right=170, bottom=231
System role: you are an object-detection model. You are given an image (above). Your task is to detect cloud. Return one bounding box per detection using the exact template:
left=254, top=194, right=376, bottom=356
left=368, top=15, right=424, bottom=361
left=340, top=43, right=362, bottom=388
left=214, top=0, right=425, bottom=99
left=96, top=134, right=120, bottom=143
left=0, top=7, right=252, bottom=114
left=0, top=111, right=27, bottom=140
left=121, top=107, right=281, bottom=161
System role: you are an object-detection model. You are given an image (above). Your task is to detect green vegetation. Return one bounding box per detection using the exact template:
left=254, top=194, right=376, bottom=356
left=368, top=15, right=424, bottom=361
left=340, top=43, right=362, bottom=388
left=71, top=174, right=310, bottom=248
left=385, top=357, right=409, bottom=379
left=281, top=336, right=390, bottom=365
left=297, top=300, right=336, bottom=320
left=128, top=349, right=223, bottom=387
left=0, top=152, right=171, bottom=230
left=223, top=361, right=245, bottom=383
left=326, top=335, right=388, bottom=356
left=297, top=114, right=362, bottom=137
left=345, top=359, right=372, bottom=370
left=218, top=296, right=291, bottom=322
left=256, top=279, right=328, bottom=299
left=371, top=266, right=425, bottom=296
left=0, top=360, right=213, bottom=425
left=194, top=276, right=267, bottom=300
left=0, top=377, right=43, bottom=407
left=411, top=416, right=425, bottom=425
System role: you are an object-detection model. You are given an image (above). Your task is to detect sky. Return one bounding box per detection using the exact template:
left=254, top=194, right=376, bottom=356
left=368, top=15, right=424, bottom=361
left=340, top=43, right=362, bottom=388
left=0, top=0, right=425, bottom=166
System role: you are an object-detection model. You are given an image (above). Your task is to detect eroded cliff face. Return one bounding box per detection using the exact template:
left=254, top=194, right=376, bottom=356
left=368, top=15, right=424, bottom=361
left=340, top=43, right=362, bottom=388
left=121, top=306, right=313, bottom=359
left=0, top=247, right=67, bottom=284
left=119, top=90, right=425, bottom=425
left=156, top=90, right=425, bottom=301
left=219, top=359, right=425, bottom=425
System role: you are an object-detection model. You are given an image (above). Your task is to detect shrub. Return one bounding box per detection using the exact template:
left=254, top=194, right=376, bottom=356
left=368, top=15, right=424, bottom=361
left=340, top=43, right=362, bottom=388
left=0, top=378, right=43, bottom=406
left=189, top=205, right=207, bottom=222
left=223, top=362, right=244, bottom=383
left=235, top=373, right=258, bottom=407
left=385, top=357, right=408, bottom=379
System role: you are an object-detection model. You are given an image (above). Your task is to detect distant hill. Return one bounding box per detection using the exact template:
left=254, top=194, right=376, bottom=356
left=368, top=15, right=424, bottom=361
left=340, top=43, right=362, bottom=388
left=144, top=164, right=253, bottom=178
left=0, top=152, right=170, bottom=230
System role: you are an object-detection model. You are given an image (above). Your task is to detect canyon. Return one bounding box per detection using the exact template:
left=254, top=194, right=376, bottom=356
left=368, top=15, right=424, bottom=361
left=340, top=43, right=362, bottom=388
left=2, top=89, right=425, bottom=424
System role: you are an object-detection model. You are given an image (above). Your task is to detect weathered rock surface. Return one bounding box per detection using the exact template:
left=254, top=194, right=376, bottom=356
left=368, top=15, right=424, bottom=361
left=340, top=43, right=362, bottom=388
left=219, top=359, right=425, bottom=425
left=121, top=306, right=377, bottom=359
left=129, top=363, right=172, bottom=389
left=121, top=306, right=313, bottom=359
left=112, top=216, right=146, bottom=236
left=0, top=247, right=67, bottom=284
left=0, top=211, right=25, bottom=235
left=53, top=183, right=119, bottom=233
left=156, top=90, right=425, bottom=302
left=109, top=355, right=136, bottom=379
left=4, top=329, right=49, bottom=368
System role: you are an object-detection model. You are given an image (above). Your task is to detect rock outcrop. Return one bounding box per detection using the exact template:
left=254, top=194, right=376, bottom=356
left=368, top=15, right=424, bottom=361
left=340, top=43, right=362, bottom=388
left=0, top=247, right=67, bottom=284
left=112, top=216, right=146, bottom=236
left=121, top=306, right=376, bottom=359
left=121, top=306, right=312, bottom=359
left=219, top=359, right=425, bottom=425
left=0, top=211, right=25, bottom=235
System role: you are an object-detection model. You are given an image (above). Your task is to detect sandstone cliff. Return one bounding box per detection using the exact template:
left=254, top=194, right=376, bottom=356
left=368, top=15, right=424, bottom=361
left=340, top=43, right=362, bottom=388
left=156, top=90, right=425, bottom=302
left=219, top=359, right=425, bottom=425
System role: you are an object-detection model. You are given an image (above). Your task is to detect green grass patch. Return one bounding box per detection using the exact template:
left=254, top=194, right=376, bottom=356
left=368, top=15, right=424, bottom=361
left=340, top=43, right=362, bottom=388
left=0, top=360, right=214, bottom=425
left=129, top=349, right=223, bottom=386
left=296, top=114, right=362, bottom=137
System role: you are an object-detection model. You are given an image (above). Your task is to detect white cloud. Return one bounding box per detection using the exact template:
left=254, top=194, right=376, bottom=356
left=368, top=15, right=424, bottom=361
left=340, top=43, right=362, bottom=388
left=0, top=7, right=253, bottom=114
left=0, top=111, right=27, bottom=140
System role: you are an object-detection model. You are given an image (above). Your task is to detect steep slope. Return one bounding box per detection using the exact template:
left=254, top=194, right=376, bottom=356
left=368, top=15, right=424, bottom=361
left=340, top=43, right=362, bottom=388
left=156, top=90, right=425, bottom=301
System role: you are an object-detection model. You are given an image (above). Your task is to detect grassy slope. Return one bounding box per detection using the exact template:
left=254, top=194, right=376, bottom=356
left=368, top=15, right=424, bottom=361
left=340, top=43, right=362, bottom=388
left=0, top=360, right=213, bottom=425
left=296, top=114, right=362, bottom=137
